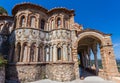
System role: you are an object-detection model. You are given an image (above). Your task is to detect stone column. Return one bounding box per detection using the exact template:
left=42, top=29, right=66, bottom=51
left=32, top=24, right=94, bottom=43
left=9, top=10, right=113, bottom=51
left=42, top=45, right=45, bottom=62
left=53, top=45, right=57, bottom=62
left=88, top=47, right=91, bottom=68
left=84, top=50, right=88, bottom=68
left=35, top=45, right=39, bottom=62
left=63, top=44, right=67, bottom=61
left=50, top=45, right=53, bottom=62
left=92, top=42, right=99, bottom=74
left=26, top=44, right=31, bottom=62
left=69, top=46, right=72, bottom=61
left=72, top=48, right=79, bottom=79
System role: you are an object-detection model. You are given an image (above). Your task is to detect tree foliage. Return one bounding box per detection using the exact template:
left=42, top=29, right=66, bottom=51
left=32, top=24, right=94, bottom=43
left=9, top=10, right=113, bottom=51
left=0, top=53, right=7, bottom=66
left=0, top=6, right=7, bottom=15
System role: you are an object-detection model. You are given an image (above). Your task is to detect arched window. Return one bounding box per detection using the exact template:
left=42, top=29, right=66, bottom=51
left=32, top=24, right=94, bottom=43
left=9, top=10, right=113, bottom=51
left=30, top=16, right=35, bottom=28
left=51, top=19, right=54, bottom=29
left=20, top=16, right=25, bottom=27
left=41, top=19, right=45, bottom=30
left=30, top=43, right=36, bottom=62
left=17, top=43, right=21, bottom=62
left=57, top=18, right=61, bottom=28
left=22, top=43, right=27, bottom=62
left=57, top=48, right=61, bottom=60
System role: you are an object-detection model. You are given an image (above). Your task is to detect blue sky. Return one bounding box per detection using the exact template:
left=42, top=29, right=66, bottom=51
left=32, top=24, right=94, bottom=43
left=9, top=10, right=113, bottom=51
left=0, top=0, right=120, bottom=59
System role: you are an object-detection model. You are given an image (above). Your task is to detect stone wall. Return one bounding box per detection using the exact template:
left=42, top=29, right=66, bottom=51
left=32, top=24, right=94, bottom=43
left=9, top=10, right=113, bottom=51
left=46, top=63, right=75, bottom=82
left=0, top=66, right=5, bottom=83
left=6, top=63, right=46, bottom=82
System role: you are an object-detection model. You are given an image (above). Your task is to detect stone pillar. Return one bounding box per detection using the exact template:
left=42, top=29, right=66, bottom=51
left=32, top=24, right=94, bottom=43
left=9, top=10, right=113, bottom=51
left=50, top=45, right=53, bottom=62
left=42, top=45, right=45, bottom=62
left=84, top=50, right=88, bottom=68
left=35, top=45, right=39, bottom=62
left=72, top=48, right=79, bottom=79
left=63, top=44, right=67, bottom=61
left=100, top=45, right=119, bottom=79
left=53, top=45, right=57, bottom=62
left=69, top=46, right=72, bottom=61
left=88, top=55, right=91, bottom=68
left=88, top=48, right=91, bottom=68
left=92, top=42, right=99, bottom=74
left=26, top=44, right=31, bottom=62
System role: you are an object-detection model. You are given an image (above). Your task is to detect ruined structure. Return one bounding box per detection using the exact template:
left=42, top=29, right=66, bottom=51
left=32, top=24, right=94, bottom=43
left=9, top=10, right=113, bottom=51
left=0, top=3, right=119, bottom=82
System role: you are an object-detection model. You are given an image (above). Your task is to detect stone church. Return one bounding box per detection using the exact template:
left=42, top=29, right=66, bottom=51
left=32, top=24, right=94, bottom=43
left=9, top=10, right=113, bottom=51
left=0, top=3, right=119, bottom=82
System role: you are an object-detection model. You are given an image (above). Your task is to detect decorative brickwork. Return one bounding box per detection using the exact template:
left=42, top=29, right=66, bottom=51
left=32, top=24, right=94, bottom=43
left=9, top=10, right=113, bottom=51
left=0, top=3, right=118, bottom=82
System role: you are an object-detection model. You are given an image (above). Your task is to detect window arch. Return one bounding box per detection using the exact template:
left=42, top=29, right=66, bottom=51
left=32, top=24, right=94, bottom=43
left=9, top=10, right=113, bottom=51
left=20, top=16, right=25, bottom=27
left=17, top=43, right=21, bottom=62
left=30, top=43, right=36, bottom=62
left=57, top=47, right=61, bottom=60
left=41, top=19, right=45, bottom=30
left=51, top=19, right=54, bottom=29
left=30, top=16, right=36, bottom=28
left=57, top=18, right=61, bottom=28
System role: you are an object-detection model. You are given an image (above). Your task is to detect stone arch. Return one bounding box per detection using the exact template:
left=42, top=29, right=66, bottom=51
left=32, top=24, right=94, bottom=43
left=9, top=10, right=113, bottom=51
left=73, top=30, right=118, bottom=79
left=48, top=17, right=54, bottom=30
left=28, top=14, right=37, bottom=28
left=55, top=15, right=63, bottom=29
left=56, top=43, right=62, bottom=61
left=76, top=31, right=105, bottom=47
left=18, top=14, right=26, bottom=27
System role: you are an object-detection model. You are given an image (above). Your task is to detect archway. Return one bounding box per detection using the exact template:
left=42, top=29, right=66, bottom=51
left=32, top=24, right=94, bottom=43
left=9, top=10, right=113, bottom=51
left=72, top=30, right=118, bottom=80
left=78, top=36, right=102, bottom=78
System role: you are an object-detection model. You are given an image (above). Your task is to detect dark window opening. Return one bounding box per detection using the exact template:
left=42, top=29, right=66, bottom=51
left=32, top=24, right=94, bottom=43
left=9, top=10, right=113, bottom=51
left=57, top=48, right=61, bottom=60
left=41, top=19, right=45, bottom=30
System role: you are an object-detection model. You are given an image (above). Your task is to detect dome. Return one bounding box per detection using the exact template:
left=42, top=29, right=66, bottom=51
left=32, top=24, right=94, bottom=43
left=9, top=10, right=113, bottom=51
left=0, top=6, right=8, bottom=16
left=12, top=3, right=48, bottom=15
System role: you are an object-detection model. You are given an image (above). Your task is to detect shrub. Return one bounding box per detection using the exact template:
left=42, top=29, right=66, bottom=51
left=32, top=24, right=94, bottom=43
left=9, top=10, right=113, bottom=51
left=0, top=53, right=7, bottom=66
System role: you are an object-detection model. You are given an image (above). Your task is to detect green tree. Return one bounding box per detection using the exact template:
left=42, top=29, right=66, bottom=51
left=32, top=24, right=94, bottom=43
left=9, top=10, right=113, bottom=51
left=0, top=6, right=7, bottom=15
left=0, top=53, right=7, bottom=66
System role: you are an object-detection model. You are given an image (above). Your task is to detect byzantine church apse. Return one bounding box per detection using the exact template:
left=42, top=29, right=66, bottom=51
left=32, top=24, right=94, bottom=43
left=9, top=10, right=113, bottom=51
left=0, top=3, right=119, bottom=82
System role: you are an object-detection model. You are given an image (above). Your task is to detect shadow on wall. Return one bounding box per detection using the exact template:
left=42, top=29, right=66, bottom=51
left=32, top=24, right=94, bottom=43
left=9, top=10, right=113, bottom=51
left=5, top=64, right=20, bottom=83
